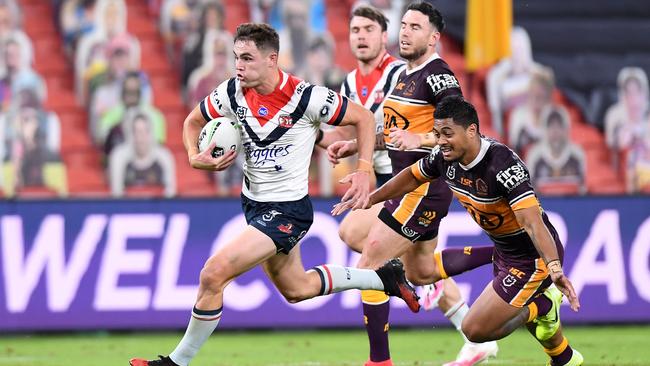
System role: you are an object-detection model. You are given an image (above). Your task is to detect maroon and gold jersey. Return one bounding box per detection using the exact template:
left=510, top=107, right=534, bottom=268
left=383, top=53, right=462, bottom=177
left=411, top=138, right=560, bottom=259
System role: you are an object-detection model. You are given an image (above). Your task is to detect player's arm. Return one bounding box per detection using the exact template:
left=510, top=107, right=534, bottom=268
left=513, top=205, right=580, bottom=311
left=183, top=105, right=236, bottom=171
left=334, top=101, right=377, bottom=209
left=316, top=125, right=355, bottom=149
left=332, top=154, right=436, bottom=216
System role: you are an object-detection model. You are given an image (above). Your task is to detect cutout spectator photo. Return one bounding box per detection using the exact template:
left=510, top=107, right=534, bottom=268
left=604, top=67, right=649, bottom=168
left=526, top=105, right=586, bottom=195
left=109, top=109, right=175, bottom=197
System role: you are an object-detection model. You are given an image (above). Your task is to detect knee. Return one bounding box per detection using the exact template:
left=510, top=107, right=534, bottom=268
left=461, top=319, right=491, bottom=343
left=405, top=266, right=435, bottom=286
left=339, top=224, right=363, bottom=253
left=199, top=257, right=232, bottom=293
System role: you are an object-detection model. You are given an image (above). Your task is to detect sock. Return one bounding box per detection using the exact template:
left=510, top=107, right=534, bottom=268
left=444, top=300, right=472, bottom=344
left=169, top=306, right=222, bottom=366
left=435, top=245, right=494, bottom=278
left=362, top=290, right=391, bottom=362
left=311, top=265, right=384, bottom=295
left=530, top=293, right=553, bottom=319
left=544, top=337, right=574, bottom=366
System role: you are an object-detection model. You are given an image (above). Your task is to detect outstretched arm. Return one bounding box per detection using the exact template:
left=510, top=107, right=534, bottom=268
left=514, top=207, right=580, bottom=311
left=332, top=167, right=423, bottom=216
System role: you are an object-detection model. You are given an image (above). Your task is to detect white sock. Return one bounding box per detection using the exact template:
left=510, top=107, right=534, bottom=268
left=169, top=306, right=222, bottom=366
left=444, top=300, right=475, bottom=344
left=311, top=265, right=384, bottom=295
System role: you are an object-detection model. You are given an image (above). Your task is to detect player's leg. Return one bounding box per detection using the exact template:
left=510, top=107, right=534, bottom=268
left=130, top=225, right=279, bottom=366
left=525, top=287, right=584, bottom=366
left=339, top=203, right=384, bottom=253
left=355, top=214, right=419, bottom=366
left=401, top=239, right=498, bottom=366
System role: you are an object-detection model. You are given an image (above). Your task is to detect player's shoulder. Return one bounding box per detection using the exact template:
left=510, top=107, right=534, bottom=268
left=485, top=138, right=525, bottom=166
left=422, top=54, right=456, bottom=75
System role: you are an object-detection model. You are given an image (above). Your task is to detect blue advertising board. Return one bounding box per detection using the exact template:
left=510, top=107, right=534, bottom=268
left=0, top=196, right=648, bottom=331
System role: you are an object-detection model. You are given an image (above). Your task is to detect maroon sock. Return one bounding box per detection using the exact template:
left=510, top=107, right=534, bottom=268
left=532, top=292, right=553, bottom=316
left=363, top=301, right=390, bottom=362
left=440, top=245, right=494, bottom=277
left=551, top=344, right=574, bottom=366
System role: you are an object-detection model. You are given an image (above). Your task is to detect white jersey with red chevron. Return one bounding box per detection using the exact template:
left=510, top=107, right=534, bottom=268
left=341, top=53, right=405, bottom=175
left=199, top=70, right=349, bottom=202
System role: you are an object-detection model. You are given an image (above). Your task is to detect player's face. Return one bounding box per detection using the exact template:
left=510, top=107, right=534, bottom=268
left=349, top=16, right=386, bottom=63
left=233, top=40, right=276, bottom=88
left=398, top=10, right=438, bottom=61
left=433, top=118, right=478, bottom=162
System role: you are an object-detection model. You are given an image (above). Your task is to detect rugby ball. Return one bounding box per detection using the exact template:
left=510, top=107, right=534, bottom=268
left=197, top=117, right=242, bottom=158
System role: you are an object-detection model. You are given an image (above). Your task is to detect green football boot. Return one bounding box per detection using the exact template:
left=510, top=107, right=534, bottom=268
left=545, top=349, right=584, bottom=366
left=535, top=285, right=563, bottom=341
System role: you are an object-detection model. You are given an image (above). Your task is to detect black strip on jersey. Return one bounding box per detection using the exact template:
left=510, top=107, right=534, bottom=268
left=330, top=96, right=348, bottom=126
left=199, top=100, right=211, bottom=122
left=369, top=64, right=402, bottom=113
left=342, top=79, right=351, bottom=97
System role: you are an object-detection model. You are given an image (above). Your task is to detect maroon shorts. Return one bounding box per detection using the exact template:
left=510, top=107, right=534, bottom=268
left=379, top=180, right=452, bottom=242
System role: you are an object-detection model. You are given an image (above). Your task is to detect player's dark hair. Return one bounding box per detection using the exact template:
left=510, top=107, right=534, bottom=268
left=434, top=95, right=479, bottom=132
left=234, top=23, right=280, bottom=53
left=351, top=5, right=389, bottom=32
left=406, top=1, right=445, bottom=32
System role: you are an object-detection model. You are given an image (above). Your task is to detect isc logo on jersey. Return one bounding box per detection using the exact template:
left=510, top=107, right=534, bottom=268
left=198, top=117, right=242, bottom=158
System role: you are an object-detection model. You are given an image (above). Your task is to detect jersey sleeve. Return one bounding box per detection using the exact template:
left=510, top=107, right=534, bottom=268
left=410, top=147, right=442, bottom=182
left=494, top=148, right=540, bottom=211
left=198, top=79, right=233, bottom=122
left=305, top=84, right=349, bottom=126
left=424, top=61, right=462, bottom=105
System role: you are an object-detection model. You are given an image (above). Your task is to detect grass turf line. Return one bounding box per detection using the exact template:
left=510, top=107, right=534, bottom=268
left=1, top=325, right=647, bottom=366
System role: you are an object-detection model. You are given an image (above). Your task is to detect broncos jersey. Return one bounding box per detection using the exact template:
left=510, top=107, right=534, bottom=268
left=341, top=53, right=405, bottom=174
left=383, top=52, right=461, bottom=180
left=412, top=138, right=560, bottom=259
left=199, top=70, right=348, bottom=202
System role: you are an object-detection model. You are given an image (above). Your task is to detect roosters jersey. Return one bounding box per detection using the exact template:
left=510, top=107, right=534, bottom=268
left=341, top=53, right=405, bottom=174
left=412, top=138, right=560, bottom=259
left=199, top=70, right=348, bottom=202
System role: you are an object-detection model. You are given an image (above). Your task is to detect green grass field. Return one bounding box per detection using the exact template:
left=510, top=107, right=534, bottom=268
left=1, top=325, right=647, bottom=366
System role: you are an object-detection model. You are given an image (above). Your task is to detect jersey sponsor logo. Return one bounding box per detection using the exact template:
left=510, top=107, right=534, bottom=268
left=319, top=105, right=329, bottom=117
left=361, top=86, right=368, bottom=97
left=417, top=210, right=437, bottom=227
left=496, top=163, right=528, bottom=192
left=296, top=83, right=306, bottom=95
left=262, top=209, right=282, bottom=222
left=258, top=106, right=268, bottom=116
left=383, top=106, right=410, bottom=132
left=211, top=90, right=223, bottom=110
left=245, top=143, right=293, bottom=167
left=278, top=114, right=295, bottom=128
left=426, top=73, right=460, bottom=95
left=277, top=223, right=293, bottom=234
left=401, top=226, right=418, bottom=239
left=460, top=202, right=505, bottom=231
left=460, top=177, right=473, bottom=186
